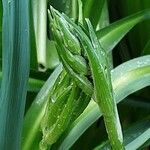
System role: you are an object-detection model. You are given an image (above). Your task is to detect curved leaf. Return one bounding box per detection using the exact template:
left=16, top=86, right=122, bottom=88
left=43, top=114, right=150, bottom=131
left=56, top=55, right=150, bottom=150
left=94, top=118, right=150, bottom=150
left=84, top=19, right=124, bottom=149
left=125, top=119, right=150, bottom=150
left=96, top=9, right=150, bottom=51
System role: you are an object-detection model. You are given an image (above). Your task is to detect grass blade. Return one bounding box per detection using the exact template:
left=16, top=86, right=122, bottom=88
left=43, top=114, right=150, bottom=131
left=110, top=0, right=150, bottom=56
left=96, top=10, right=150, bottom=51
left=125, top=119, right=150, bottom=150
left=0, top=0, right=30, bottom=149
left=94, top=118, right=150, bottom=150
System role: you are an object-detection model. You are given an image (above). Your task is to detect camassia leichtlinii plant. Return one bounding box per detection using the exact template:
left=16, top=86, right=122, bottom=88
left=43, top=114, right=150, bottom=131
left=39, top=6, right=124, bottom=150
left=1, top=0, right=150, bottom=150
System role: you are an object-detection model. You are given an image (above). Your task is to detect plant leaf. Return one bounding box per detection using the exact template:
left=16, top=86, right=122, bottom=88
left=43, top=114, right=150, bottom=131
left=84, top=19, right=124, bottom=149
left=125, top=119, right=150, bottom=150
left=22, top=64, right=63, bottom=150
left=96, top=9, right=150, bottom=51
left=109, top=0, right=150, bottom=56
left=0, top=0, right=30, bottom=149
left=56, top=55, right=150, bottom=150
left=94, top=118, right=150, bottom=150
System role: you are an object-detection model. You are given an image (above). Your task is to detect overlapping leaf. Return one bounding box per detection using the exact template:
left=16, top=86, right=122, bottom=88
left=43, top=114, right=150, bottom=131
left=22, top=64, right=63, bottom=150
left=56, top=55, right=150, bottom=150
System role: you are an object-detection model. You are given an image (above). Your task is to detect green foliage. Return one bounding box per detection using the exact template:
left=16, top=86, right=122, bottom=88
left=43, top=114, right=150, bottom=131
left=55, top=55, right=150, bottom=150
left=0, top=0, right=149, bottom=150
left=97, top=10, right=150, bottom=52
left=94, top=118, right=150, bottom=150
left=110, top=0, right=150, bottom=56
left=22, top=64, right=63, bottom=150
left=0, top=0, right=30, bottom=149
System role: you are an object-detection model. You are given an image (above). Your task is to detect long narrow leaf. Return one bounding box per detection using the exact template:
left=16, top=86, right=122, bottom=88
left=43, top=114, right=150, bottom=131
left=94, top=118, right=150, bottom=150
left=125, top=119, right=150, bottom=150
left=0, top=0, right=30, bottom=149
left=110, top=0, right=150, bottom=56
left=96, top=10, right=150, bottom=51
left=85, top=19, right=124, bottom=149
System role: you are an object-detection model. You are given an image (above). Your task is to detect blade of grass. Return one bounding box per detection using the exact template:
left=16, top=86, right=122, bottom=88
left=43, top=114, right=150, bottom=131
left=139, top=139, right=150, bottom=149
left=70, top=0, right=78, bottom=19
left=125, top=119, right=150, bottom=150
left=0, top=0, right=30, bottom=149
left=56, top=55, right=150, bottom=150
left=95, top=0, right=113, bottom=69
left=94, top=118, right=150, bottom=150
left=96, top=9, right=150, bottom=51
left=111, top=0, right=150, bottom=56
